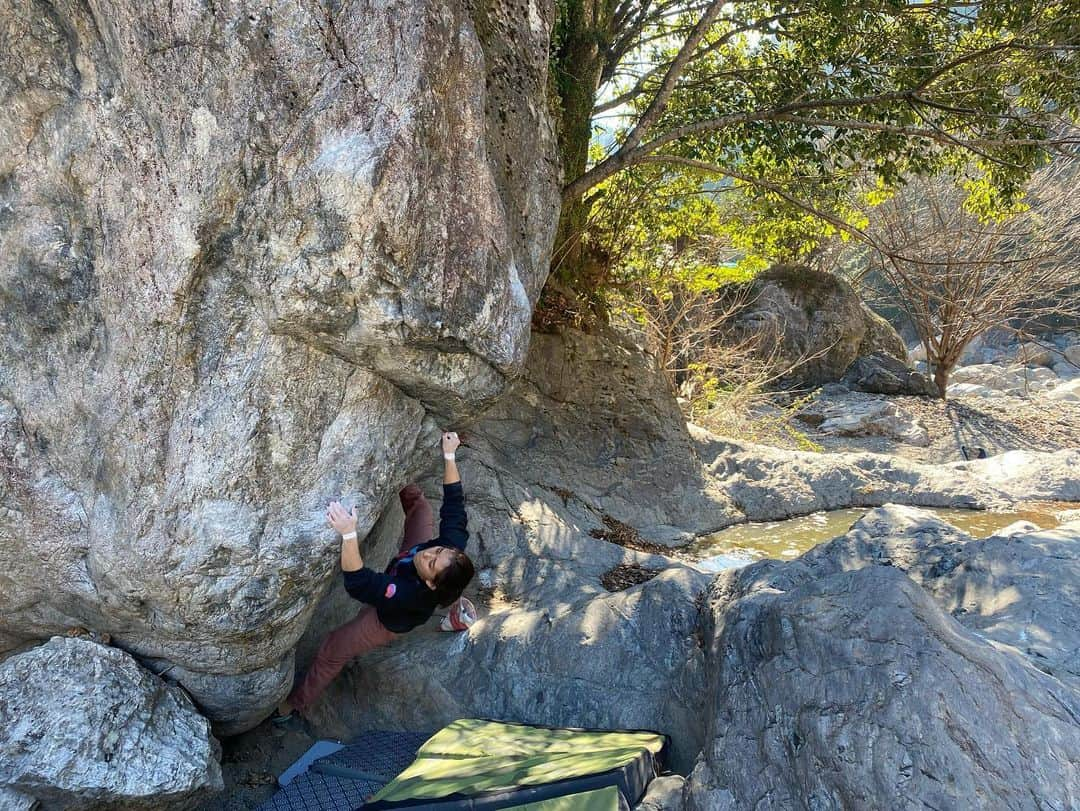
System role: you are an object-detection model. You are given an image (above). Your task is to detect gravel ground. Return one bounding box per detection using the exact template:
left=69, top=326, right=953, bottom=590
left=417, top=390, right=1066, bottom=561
left=197, top=721, right=317, bottom=810
left=797, top=391, right=1080, bottom=463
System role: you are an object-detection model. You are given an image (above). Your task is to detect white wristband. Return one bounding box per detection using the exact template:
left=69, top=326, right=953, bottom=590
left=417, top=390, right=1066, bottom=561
left=444, top=453, right=456, bottom=460
left=342, top=531, right=357, bottom=541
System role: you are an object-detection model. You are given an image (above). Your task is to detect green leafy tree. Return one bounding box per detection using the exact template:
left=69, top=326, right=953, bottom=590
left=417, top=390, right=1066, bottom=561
left=548, top=0, right=1080, bottom=312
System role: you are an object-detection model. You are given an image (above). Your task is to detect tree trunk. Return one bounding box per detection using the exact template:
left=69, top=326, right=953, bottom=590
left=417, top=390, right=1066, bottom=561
left=546, top=0, right=614, bottom=315
left=932, top=360, right=949, bottom=399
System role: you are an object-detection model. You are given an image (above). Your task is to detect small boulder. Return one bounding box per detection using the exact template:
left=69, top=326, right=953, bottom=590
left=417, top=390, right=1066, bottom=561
left=634, top=775, right=685, bottom=810
left=1043, top=378, right=1080, bottom=402
left=0, top=637, right=222, bottom=809
left=804, top=397, right=930, bottom=446
left=842, top=352, right=939, bottom=397
left=1015, top=341, right=1056, bottom=366
left=1064, top=344, right=1080, bottom=368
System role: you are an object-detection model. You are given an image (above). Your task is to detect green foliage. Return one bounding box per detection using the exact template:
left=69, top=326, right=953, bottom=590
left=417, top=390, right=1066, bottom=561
left=552, top=0, right=1080, bottom=305
left=587, top=163, right=764, bottom=302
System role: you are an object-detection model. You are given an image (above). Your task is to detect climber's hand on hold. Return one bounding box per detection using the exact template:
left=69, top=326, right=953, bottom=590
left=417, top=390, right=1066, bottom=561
left=327, top=500, right=358, bottom=536
left=441, top=431, right=461, bottom=456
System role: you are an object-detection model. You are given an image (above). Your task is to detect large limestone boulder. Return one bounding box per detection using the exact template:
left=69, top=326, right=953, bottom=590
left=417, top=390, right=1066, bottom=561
left=686, top=563, right=1080, bottom=810
left=734, top=265, right=907, bottom=387
left=0, top=637, right=222, bottom=809
left=0, top=0, right=559, bottom=733
left=823, top=508, right=1080, bottom=690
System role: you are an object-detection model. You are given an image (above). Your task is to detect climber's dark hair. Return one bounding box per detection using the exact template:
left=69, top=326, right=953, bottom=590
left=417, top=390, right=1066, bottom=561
left=433, top=548, right=475, bottom=608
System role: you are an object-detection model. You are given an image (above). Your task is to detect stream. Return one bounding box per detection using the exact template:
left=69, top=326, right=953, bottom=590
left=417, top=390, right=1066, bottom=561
left=687, top=502, right=1079, bottom=573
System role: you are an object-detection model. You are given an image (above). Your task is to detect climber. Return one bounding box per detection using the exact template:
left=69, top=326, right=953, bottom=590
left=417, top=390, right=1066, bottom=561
left=274, top=430, right=476, bottom=722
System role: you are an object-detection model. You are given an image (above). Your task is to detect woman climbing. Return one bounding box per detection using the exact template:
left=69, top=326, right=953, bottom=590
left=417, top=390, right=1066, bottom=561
left=275, top=430, right=475, bottom=721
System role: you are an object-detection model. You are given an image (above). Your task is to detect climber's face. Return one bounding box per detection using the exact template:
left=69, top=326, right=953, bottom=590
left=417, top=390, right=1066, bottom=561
left=415, top=545, right=455, bottom=587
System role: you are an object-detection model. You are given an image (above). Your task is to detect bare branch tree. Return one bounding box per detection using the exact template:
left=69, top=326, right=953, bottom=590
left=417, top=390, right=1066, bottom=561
left=859, top=156, right=1080, bottom=396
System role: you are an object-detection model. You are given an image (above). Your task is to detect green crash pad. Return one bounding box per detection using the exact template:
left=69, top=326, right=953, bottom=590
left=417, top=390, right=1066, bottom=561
left=367, top=719, right=665, bottom=807
left=511, top=785, right=622, bottom=810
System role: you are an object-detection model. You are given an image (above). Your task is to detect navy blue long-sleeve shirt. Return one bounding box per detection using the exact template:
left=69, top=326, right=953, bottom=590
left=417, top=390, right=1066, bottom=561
left=342, top=481, right=468, bottom=633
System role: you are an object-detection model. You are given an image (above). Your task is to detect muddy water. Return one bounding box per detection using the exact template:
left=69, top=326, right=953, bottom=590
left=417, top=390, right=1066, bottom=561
left=687, top=502, right=1079, bottom=573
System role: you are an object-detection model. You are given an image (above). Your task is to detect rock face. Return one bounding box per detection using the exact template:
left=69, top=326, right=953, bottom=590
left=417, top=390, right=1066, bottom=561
left=735, top=265, right=907, bottom=387
left=307, top=568, right=713, bottom=771
left=692, top=428, right=1080, bottom=519
left=0, top=637, right=223, bottom=809
left=687, top=562, right=1080, bottom=811
left=0, top=0, right=559, bottom=732
left=842, top=351, right=939, bottom=397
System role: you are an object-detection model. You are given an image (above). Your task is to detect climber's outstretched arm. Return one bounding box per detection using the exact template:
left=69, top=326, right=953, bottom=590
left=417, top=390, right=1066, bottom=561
left=442, top=431, right=461, bottom=485
left=439, top=432, right=469, bottom=551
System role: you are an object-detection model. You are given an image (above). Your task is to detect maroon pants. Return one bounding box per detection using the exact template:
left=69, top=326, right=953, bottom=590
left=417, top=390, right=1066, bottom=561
left=287, top=485, right=433, bottom=713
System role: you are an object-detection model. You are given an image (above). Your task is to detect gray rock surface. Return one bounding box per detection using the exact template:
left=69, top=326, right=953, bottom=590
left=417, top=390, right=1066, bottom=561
left=691, top=427, right=1080, bottom=520
left=306, top=568, right=713, bottom=771
left=0, top=789, right=37, bottom=811
left=734, top=265, right=907, bottom=387
left=828, top=509, right=1080, bottom=690
left=687, top=564, right=1080, bottom=811
left=635, top=775, right=686, bottom=810
left=0, top=637, right=222, bottom=809
left=798, top=396, right=930, bottom=446
left=0, top=0, right=559, bottom=731
left=842, top=351, right=939, bottom=397
left=1044, top=378, right=1080, bottom=401
left=949, top=362, right=1026, bottom=393
left=1015, top=341, right=1057, bottom=367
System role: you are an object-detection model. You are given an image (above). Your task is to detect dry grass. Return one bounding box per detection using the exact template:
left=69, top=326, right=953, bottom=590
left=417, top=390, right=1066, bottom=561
left=588, top=514, right=671, bottom=555
left=600, top=564, right=661, bottom=592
